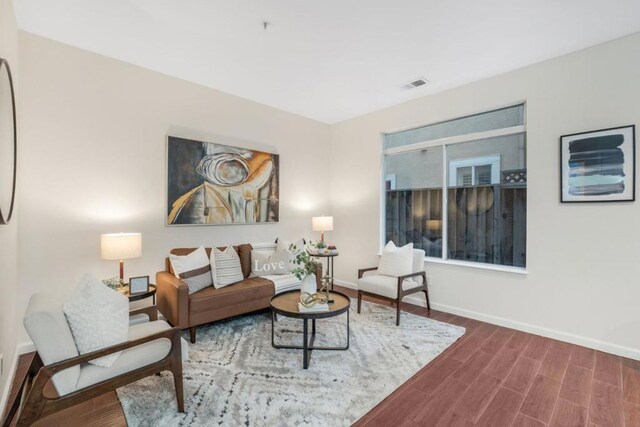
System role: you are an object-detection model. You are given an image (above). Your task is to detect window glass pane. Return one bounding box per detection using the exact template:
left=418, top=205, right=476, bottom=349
left=384, top=146, right=443, bottom=257
left=384, top=104, right=524, bottom=150
left=456, top=167, right=473, bottom=186
left=446, top=133, right=526, bottom=267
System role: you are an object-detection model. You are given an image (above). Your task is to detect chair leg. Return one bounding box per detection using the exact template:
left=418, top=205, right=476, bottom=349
left=357, top=291, right=362, bottom=313
left=424, top=289, right=431, bottom=311
left=189, top=327, right=196, bottom=344
left=172, top=368, right=184, bottom=413
left=396, top=299, right=401, bottom=326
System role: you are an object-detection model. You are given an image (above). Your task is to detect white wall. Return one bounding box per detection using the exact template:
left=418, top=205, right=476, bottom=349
left=0, top=0, right=19, bottom=408
left=330, top=32, right=640, bottom=358
left=17, top=32, right=331, bottom=342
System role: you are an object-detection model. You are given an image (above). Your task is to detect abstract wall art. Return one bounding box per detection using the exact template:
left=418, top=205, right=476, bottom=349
left=167, top=136, right=279, bottom=225
left=560, top=125, right=635, bottom=203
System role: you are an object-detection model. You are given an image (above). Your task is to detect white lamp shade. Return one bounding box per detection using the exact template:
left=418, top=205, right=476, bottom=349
left=312, top=216, right=334, bottom=232
left=100, top=233, right=142, bottom=260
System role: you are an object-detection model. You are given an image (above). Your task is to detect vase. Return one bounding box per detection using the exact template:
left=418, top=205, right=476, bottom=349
left=300, top=273, right=317, bottom=295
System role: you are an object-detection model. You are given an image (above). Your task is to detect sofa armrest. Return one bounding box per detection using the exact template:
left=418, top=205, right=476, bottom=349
left=156, top=272, right=189, bottom=328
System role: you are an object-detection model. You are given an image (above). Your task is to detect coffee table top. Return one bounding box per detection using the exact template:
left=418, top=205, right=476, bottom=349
left=270, top=290, right=350, bottom=319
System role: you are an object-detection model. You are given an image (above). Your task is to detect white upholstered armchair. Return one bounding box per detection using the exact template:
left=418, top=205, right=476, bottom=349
left=5, top=293, right=185, bottom=427
left=357, top=248, right=430, bottom=325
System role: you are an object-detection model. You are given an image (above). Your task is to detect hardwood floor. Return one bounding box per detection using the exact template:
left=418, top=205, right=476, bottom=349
left=5, top=285, right=639, bottom=426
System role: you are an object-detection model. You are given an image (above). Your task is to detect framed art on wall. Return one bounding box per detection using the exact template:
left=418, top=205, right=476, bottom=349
left=560, top=125, right=635, bottom=203
left=167, top=136, right=279, bottom=225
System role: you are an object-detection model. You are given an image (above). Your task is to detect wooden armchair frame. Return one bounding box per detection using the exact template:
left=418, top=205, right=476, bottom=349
left=3, top=309, right=184, bottom=427
left=357, top=267, right=430, bottom=326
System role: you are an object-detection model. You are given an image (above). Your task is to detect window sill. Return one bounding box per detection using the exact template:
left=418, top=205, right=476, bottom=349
left=424, top=257, right=528, bottom=275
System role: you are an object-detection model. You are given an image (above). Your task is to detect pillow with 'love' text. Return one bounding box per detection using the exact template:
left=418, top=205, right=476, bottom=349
left=250, top=250, right=291, bottom=276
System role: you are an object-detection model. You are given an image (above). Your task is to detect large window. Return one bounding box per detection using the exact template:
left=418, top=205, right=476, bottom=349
left=383, top=104, right=526, bottom=268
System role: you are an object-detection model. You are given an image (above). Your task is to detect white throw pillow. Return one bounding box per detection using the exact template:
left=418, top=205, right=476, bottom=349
left=63, top=274, right=129, bottom=368
left=377, top=241, right=414, bottom=277
left=251, top=250, right=291, bottom=276
left=211, top=246, right=244, bottom=288
left=169, top=246, right=213, bottom=294
left=276, top=237, right=306, bottom=253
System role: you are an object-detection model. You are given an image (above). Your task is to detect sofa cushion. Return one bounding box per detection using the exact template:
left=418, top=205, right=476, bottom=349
left=76, top=320, right=172, bottom=390
left=250, top=250, right=291, bottom=276
left=63, top=274, right=129, bottom=368
left=170, top=246, right=213, bottom=294
left=189, top=277, right=275, bottom=314
left=211, top=246, right=244, bottom=288
left=167, top=244, right=253, bottom=278
left=23, top=293, right=81, bottom=396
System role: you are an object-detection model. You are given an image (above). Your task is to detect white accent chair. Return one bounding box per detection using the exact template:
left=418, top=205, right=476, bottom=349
left=5, top=293, right=184, bottom=427
left=357, top=248, right=430, bottom=325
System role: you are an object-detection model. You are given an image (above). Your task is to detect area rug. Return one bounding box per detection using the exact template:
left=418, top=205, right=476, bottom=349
left=117, top=299, right=465, bottom=426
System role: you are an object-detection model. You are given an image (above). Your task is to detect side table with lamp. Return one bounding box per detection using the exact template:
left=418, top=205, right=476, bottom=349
left=310, top=216, right=338, bottom=290
left=100, top=232, right=157, bottom=323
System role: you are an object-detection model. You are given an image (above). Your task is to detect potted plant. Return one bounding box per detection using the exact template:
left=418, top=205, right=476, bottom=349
left=312, top=240, right=327, bottom=254
left=290, top=244, right=322, bottom=295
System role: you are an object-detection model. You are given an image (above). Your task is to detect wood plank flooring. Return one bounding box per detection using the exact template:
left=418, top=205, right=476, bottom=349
left=4, top=285, right=639, bottom=426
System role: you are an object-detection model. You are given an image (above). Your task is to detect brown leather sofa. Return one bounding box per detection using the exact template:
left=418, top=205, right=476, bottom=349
left=157, top=244, right=321, bottom=343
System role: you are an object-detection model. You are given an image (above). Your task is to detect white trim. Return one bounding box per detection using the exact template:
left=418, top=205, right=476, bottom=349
left=335, top=280, right=640, bottom=360
left=425, top=257, right=528, bottom=275
left=384, top=125, right=526, bottom=155
left=0, top=342, right=35, bottom=420
left=441, top=147, right=448, bottom=261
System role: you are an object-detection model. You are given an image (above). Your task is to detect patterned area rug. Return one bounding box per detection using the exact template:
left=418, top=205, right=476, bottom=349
left=117, top=299, right=465, bottom=426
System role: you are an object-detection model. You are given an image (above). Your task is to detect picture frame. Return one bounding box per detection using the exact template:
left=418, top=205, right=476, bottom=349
left=166, top=136, right=280, bottom=225
left=129, top=275, right=150, bottom=295
left=560, top=125, right=635, bottom=203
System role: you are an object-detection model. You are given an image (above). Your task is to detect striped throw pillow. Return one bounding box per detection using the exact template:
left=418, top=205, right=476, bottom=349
left=211, top=246, right=244, bottom=288
left=169, top=246, right=213, bottom=294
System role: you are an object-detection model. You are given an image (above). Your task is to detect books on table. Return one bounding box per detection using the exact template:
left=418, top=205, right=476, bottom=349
left=298, top=302, right=329, bottom=313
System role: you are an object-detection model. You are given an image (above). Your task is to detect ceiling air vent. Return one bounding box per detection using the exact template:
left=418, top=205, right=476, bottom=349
left=403, top=77, right=429, bottom=90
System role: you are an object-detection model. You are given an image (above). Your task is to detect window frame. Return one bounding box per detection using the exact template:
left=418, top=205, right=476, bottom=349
left=380, top=102, right=528, bottom=274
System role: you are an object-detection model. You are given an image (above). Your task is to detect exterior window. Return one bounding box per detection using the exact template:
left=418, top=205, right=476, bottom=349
left=383, top=104, right=527, bottom=268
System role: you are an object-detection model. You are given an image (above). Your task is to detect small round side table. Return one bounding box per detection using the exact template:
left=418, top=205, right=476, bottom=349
left=121, top=284, right=157, bottom=304
left=309, top=252, right=338, bottom=290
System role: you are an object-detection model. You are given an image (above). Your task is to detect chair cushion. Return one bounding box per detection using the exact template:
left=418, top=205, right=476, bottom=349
left=378, top=241, right=414, bottom=277
left=63, top=274, right=130, bottom=368
left=357, top=274, right=421, bottom=299
left=76, top=320, right=173, bottom=390
left=23, top=293, right=80, bottom=396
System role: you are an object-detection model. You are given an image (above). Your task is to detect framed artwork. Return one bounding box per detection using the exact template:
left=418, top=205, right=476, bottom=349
left=560, top=125, right=635, bottom=203
left=167, top=136, right=279, bottom=225
left=129, top=275, right=149, bottom=295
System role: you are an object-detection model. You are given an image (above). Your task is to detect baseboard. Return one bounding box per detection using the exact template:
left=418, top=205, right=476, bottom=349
left=335, top=279, right=640, bottom=360
left=0, top=341, right=36, bottom=421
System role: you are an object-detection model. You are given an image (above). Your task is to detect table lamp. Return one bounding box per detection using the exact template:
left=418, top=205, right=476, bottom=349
left=101, top=232, right=142, bottom=282
left=312, top=216, right=333, bottom=243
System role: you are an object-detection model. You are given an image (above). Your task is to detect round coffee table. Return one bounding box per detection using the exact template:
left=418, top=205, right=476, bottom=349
left=270, top=289, right=350, bottom=369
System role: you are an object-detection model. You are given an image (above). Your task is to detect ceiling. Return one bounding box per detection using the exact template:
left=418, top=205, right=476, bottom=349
left=14, top=0, right=640, bottom=123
